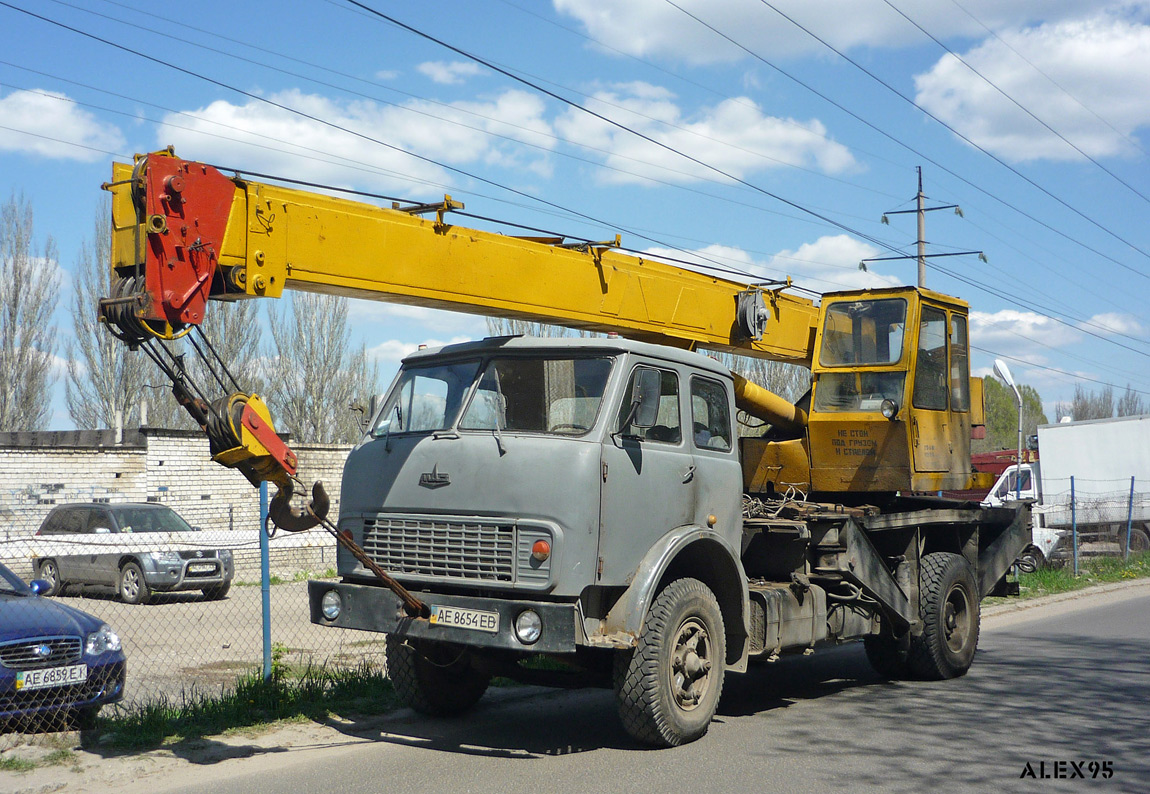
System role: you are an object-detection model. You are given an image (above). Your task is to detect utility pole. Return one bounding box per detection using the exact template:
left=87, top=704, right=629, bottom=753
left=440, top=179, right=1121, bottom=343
left=861, top=166, right=985, bottom=288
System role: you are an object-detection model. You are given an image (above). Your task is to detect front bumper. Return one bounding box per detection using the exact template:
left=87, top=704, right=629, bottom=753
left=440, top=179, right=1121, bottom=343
left=144, top=558, right=233, bottom=591
left=0, top=658, right=126, bottom=720
left=307, top=580, right=578, bottom=654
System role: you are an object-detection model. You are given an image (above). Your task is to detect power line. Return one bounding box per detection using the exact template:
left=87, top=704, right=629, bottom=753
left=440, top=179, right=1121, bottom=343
left=882, top=0, right=1150, bottom=207
left=748, top=0, right=1150, bottom=274
left=658, top=0, right=1150, bottom=287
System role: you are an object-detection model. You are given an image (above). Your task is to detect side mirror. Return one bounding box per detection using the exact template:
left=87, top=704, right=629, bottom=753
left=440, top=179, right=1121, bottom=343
left=29, top=579, right=50, bottom=596
left=631, top=369, right=661, bottom=429
left=93, top=527, right=112, bottom=534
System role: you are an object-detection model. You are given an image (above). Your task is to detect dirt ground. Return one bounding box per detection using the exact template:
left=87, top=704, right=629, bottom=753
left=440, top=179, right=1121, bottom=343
left=3, top=578, right=1149, bottom=794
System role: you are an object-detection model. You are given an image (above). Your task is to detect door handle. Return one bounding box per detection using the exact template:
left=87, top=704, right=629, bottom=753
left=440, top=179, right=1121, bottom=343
left=682, top=465, right=696, bottom=483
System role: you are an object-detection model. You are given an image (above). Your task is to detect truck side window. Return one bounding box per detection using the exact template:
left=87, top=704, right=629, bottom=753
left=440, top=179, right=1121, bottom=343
left=690, top=377, right=732, bottom=452
left=912, top=306, right=948, bottom=410
left=950, top=314, right=970, bottom=412
left=618, top=367, right=681, bottom=443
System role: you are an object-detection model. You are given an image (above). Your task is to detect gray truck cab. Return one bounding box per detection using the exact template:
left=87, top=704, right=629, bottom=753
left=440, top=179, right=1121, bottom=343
left=309, top=335, right=748, bottom=663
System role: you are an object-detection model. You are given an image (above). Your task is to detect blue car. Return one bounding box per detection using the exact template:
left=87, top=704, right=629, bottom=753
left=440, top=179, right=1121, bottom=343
left=0, top=562, right=126, bottom=731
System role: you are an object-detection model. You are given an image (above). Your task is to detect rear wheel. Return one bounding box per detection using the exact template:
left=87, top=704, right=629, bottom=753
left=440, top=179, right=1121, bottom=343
left=384, top=637, right=490, bottom=716
left=1121, top=526, right=1150, bottom=555
left=119, top=561, right=151, bottom=605
left=908, top=552, right=980, bottom=680
left=1016, top=546, right=1046, bottom=573
left=36, top=559, right=62, bottom=597
left=614, top=577, right=725, bottom=747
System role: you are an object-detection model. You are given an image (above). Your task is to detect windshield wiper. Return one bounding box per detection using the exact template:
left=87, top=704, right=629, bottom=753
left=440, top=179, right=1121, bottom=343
left=384, top=403, right=401, bottom=452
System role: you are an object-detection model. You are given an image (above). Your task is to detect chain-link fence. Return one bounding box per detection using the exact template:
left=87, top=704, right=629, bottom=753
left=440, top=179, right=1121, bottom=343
left=1033, top=478, right=1150, bottom=570
left=0, top=504, right=382, bottom=744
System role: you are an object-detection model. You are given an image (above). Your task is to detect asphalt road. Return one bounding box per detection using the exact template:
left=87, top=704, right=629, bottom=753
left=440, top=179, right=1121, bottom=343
left=149, top=584, right=1150, bottom=794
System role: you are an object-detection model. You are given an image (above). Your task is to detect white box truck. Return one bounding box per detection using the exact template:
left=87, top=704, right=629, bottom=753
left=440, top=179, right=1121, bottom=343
left=984, top=414, right=1150, bottom=566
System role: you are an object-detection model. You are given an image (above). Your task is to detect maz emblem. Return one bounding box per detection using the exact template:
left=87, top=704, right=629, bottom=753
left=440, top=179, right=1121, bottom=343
left=419, top=464, right=451, bottom=489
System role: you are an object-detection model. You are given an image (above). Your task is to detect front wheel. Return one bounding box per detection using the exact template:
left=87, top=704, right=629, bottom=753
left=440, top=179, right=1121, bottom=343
left=36, top=559, right=63, bottom=597
left=384, top=637, right=490, bottom=716
left=615, top=577, right=726, bottom=747
left=908, top=552, right=980, bottom=680
left=1121, top=526, right=1150, bottom=555
left=119, top=561, right=151, bottom=605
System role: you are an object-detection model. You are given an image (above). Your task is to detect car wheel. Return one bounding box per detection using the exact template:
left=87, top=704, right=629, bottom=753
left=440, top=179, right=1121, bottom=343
left=119, top=561, right=151, bottom=604
left=36, top=559, right=62, bottom=597
left=1016, top=546, right=1046, bottom=573
left=908, top=552, right=980, bottom=680
left=614, top=577, right=726, bottom=747
left=202, top=582, right=231, bottom=601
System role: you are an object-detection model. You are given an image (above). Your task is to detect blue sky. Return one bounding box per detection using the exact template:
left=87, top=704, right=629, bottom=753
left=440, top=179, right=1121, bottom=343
left=1, top=0, right=1148, bottom=428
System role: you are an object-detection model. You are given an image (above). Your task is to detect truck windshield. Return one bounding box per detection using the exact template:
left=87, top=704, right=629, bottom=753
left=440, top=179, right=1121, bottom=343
left=461, top=356, right=613, bottom=436
left=372, top=360, right=481, bottom=436
left=820, top=299, right=906, bottom=366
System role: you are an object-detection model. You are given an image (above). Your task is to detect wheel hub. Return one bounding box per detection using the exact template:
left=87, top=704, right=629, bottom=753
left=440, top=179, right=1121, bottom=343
left=670, top=618, right=712, bottom=711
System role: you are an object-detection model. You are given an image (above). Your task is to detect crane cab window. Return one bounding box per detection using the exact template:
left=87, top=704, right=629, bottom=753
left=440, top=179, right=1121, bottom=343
left=912, top=306, right=949, bottom=410
left=819, top=299, right=906, bottom=366
left=690, top=377, right=732, bottom=452
left=950, top=315, right=970, bottom=412
left=618, top=367, right=681, bottom=443
left=461, top=356, right=612, bottom=435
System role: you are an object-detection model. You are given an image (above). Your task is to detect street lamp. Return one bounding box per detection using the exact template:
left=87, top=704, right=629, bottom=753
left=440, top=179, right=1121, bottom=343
left=993, top=359, right=1023, bottom=499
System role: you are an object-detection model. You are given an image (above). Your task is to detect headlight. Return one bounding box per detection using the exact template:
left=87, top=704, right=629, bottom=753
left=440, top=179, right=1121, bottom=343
left=152, top=550, right=181, bottom=565
left=320, top=589, right=342, bottom=620
left=880, top=399, right=898, bottom=420
left=86, top=625, right=121, bottom=655
left=514, top=610, right=542, bottom=645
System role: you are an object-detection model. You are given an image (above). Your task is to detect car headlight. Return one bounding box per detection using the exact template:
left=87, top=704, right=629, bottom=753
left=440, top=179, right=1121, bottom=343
left=86, top=625, right=121, bottom=655
left=152, top=550, right=182, bottom=565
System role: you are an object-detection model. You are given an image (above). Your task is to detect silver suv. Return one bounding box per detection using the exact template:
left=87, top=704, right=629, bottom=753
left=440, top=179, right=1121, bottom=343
left=33, top=503, right=234, bottom=604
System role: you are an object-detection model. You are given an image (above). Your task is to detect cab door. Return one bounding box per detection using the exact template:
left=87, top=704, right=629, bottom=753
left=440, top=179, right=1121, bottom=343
left=909, top=304, right=952, bottom=472
left=598, top=364, right=696, bottom=583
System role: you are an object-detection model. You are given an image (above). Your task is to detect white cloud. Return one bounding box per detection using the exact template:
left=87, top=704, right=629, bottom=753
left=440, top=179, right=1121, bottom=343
left=0, top=89, right=124, bottom=161
left=554, top=82, right=855, bottom=184
left=374, top=69, right=399, bottom=81
left=553, top=0, right=1103, bottom=63
left=970, top=309, right=1082, bottom=351
left=156, top=89, right=553, bottom=198
left=914, top=14, right=1150, bottom=161
left=417, top=61, right=484, bottom=85
left=644, top=234, right=897, bottom=293
left=1083, top=312, right=1145, bottom=336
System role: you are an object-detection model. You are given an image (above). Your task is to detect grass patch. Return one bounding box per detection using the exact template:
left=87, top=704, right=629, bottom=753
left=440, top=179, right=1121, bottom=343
left=92, top=661, right=396, bottom=752
left=0, top=756, right=36, bottom=772
left=987, top=551, right=1150, bottom=605
left=236, top=568, right=338, bottom=587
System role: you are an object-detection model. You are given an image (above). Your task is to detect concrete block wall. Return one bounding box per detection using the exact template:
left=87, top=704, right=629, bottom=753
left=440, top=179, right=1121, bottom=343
left=0, top=429, right=352, bottom=579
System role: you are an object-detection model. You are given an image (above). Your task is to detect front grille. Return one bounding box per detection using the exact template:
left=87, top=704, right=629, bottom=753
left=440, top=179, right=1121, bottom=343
left=0, top=637, right=82, bottom=670
left=363, top=517, right=516, bottom=582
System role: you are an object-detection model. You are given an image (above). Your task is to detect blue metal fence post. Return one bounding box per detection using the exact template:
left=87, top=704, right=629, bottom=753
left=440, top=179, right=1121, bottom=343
left=1125, top=476, right=1136, bottom=563
left=260, top=481, right=272, bottom=680
left=1071, top=476, right=1078, bottom=577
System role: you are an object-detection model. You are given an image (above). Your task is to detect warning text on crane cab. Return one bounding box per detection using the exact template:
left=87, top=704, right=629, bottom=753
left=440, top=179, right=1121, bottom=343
left=832, top=428, right=878, bottom=457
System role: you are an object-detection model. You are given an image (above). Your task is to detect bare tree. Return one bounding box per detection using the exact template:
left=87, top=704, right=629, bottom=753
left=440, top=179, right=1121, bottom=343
left=0, top=194, right=60, bottom=430
left=1065, top=383, right=1114, bottom=422
left=1117, top=384, right=1147, bottom=417
left=66, top=206, right=151, bottom=429
left=266, top=292, right=378, bottom=443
